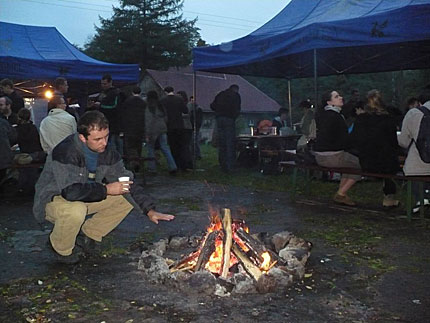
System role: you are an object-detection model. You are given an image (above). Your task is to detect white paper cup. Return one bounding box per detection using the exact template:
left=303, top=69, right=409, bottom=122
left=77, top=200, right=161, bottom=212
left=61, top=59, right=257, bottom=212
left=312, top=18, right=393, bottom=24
left=119, top=176, right=130, bottom=192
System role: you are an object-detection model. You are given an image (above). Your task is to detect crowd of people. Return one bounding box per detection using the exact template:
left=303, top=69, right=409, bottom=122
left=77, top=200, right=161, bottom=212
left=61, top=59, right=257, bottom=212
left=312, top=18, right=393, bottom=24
left=313, top=86, right=430, bottom=211
left=1, top=75, right=430, bottom=263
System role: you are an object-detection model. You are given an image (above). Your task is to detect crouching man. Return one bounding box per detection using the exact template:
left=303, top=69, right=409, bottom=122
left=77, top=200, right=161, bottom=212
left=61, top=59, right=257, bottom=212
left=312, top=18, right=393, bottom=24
left=33, top=110, right=174, bottom=264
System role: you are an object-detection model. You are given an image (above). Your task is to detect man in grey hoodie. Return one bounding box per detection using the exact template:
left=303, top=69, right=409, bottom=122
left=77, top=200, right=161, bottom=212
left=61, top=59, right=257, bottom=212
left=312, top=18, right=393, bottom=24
left=398, top=86, right=430, bottom=212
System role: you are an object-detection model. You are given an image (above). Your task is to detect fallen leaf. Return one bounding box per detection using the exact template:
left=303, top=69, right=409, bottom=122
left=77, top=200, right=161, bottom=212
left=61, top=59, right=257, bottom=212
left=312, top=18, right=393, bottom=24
left=304, top=273, right=313, bottom=278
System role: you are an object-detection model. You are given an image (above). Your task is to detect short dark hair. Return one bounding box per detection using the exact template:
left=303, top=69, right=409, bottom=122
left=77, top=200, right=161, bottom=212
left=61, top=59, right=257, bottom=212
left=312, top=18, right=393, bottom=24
left=229, top=84, right=239, bottom=91
left=0, top=96, right=12, bottom=105
left=177, top=90, right=188, bottom=103
left=407, top=97, right=419, bottom=105
left=78, top=110, right=109, bottom=139
left=418, top=85, right=430, bottom=105
left=0, top=78, right=13, bottom=88
left=147, top=90, right=159, bottom=100
left=298, top=100, right=312, bottom=109
left=278, top=107, right=288, bottom=116
left=17, top=108, right=31, bottom=121
left=54, top=77, right=67, bottom=89
left=132, top=86, right=141, bottom=95
left=164, top=86, right=174, bottom=93
left=102, top=74, right=112, bottom=82
left=48, top=95, right=64, bottom=111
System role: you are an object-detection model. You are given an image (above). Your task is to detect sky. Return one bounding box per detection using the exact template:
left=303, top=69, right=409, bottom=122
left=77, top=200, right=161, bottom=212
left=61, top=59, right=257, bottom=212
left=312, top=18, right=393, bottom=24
left=0, top=0, right=290, bottom=47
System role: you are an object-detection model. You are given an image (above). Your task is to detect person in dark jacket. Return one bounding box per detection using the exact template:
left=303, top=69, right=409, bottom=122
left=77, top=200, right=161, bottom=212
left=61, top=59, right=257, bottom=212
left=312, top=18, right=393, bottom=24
left=0, top=78, right=24, bottom=114
left=0, top=114, right=17, bottom=185
left=160, top=86, right=190, bottom=171
left=14, top=108, right=46, bottom=193
left=350, top=89, right=400, bottom=207
left=121, top=86, right=146, bottom=173
left=0, top=96, right=18, bottom=126
left=33, top=111, right=174, bottom=264
left=93, top=74, right=123, bottom=154
left=189, top=96, right=203, bottom=159
left=210, top=84, right=241, bottom=172
left=314, top=90, right=361, bottom=206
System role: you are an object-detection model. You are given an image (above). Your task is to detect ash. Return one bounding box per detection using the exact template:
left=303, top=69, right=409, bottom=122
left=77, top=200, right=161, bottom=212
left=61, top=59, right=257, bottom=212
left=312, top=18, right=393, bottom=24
left=137, top=230, right=312, bottom=296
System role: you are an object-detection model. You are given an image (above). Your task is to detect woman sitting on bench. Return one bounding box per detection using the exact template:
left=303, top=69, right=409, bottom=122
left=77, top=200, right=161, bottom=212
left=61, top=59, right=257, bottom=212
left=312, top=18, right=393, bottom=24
left=313, top=90, right=361, bottom=206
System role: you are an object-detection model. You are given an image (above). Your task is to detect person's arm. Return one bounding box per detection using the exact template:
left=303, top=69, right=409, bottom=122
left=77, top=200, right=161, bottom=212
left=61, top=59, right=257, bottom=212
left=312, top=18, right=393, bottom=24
left=398, top=110, right=414, bottom=148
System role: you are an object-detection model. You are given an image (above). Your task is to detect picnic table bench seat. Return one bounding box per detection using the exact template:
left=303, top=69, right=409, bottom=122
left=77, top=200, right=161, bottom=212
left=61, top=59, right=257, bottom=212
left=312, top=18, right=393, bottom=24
left=279, top=160, right=430, bottom=221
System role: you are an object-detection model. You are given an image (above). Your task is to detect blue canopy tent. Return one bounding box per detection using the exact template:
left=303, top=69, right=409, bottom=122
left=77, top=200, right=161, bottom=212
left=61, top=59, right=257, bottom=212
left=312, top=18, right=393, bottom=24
left=0, top=21, right=139, bottom=82
left=193, top=0, right=430, bottom=119
left=193, top=0, right=430, bottom=79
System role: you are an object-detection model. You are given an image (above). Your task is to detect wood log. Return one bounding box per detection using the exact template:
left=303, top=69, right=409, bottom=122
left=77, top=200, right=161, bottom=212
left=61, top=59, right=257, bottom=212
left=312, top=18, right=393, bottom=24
left=232, top=244, right=262, bottom=281
left=194, top=231, right=218, bottom=272
left=221, top=208, right=232, bottom=278
left=236, top=227, right=283, bottom=265
left=170, top=250, right=199, bottom=269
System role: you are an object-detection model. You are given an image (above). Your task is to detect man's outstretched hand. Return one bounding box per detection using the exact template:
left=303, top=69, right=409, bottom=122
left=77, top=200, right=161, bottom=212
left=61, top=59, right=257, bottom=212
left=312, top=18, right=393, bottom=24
left=147, top=210, right=175, bottom=224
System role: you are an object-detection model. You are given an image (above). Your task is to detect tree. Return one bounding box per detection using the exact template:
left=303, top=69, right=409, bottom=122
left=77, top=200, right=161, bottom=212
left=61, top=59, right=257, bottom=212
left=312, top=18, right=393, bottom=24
left=84, top=0, right=200, bottom=70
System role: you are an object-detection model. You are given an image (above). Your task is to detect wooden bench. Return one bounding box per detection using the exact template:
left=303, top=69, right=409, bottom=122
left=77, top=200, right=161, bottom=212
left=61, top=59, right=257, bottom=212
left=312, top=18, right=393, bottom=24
left=279, top=160, right=430, bottom=221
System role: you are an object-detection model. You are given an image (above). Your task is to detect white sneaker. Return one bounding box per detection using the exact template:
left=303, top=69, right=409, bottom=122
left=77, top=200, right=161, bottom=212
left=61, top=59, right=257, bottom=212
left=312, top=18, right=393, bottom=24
left=412, top=199, right=430, bottom=213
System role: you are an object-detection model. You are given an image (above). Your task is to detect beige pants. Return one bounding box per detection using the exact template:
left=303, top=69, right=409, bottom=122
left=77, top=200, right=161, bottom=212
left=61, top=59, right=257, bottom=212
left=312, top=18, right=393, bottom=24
left=46, top=195, right=133, bottom=256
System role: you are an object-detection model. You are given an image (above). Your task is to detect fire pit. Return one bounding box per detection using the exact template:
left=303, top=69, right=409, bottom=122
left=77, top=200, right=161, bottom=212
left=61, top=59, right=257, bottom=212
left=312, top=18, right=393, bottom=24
left=138, top=208, right=312, bottom=296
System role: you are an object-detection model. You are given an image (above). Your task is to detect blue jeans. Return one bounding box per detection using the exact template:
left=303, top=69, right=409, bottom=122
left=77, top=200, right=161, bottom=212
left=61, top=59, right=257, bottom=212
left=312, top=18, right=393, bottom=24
left=216, top=116, right=236, bottom=172
left=147, top=133, right=177, bottom=172
left=108, top=134, right=123, bottom=156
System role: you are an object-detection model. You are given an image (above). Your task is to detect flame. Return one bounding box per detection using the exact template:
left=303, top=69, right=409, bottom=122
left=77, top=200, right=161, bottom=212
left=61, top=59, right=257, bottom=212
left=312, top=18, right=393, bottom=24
left=260, top=252, right=271, bottom=271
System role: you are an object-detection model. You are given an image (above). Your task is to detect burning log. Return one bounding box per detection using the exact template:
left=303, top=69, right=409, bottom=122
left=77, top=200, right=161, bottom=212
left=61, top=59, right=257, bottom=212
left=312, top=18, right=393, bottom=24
left=169, top=251, right=199, bottom=271
left=221, top=208, right=232, bottom=278
left=194, top=231, right=218, bottom=272
left=236, top=228, right=283, bottom=266
left=232, top=244, right=262, bottom=281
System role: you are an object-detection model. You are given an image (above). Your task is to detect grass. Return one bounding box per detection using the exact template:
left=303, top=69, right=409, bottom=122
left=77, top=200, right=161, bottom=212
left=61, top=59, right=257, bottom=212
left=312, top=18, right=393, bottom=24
left=146, top=144, right=400, bottom=208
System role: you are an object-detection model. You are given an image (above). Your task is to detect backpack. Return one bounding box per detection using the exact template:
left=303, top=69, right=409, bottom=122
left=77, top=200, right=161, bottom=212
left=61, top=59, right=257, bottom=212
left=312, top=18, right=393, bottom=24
left=414, top=106, right=430, bottom=163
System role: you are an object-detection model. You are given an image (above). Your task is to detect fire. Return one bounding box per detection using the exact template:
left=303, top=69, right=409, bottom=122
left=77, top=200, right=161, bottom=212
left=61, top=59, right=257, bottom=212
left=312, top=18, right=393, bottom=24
left=260, top=252, right=271, bottom=271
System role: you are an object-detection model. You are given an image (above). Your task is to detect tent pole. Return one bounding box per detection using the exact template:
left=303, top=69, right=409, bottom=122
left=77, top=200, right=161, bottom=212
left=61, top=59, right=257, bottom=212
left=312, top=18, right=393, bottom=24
left=192, top=71, right=197, bottom=171
left=287, top=79, right=292, bottom=127
left=313, top=49, right=318, bottom=109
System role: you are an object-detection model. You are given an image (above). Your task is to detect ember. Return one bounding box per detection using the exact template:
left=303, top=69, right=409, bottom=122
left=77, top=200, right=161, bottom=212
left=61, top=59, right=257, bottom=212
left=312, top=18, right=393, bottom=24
left=138, top=207, right=312, bottom=295
left=171, top=208, right=293, bottom=280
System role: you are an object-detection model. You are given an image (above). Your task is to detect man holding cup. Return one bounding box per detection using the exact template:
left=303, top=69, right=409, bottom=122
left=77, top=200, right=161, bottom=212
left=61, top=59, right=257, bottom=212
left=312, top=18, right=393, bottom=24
left=33, top=110, right=174, bottom=264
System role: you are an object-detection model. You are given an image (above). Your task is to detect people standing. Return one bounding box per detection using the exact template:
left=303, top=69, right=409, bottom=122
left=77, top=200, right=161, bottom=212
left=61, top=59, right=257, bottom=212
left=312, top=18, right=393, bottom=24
left=53, top=77, right=79, bottom=121
left=210, top=84, right=241, bottom=173
left=314, top=90, right=361, bottom=206
left=39, top=95, right=77, bottom=154
left=145, top=91, right=177, bottom=174
left=189, top=96, right=203, bottom=160
left=94, top=74, right=123, bottom=155
left=0, top=78, right=24, bottom=114
left=177, top=91, right=193, bottom=169
left=0, top=111, right=17, bottom=185
left=121, top=86, right=146, bottom=173
left=398, top=86, right=430, bottom=212
left=160, top=86, right=189, bottom=171
left=33, top=110, right=175, bottom=264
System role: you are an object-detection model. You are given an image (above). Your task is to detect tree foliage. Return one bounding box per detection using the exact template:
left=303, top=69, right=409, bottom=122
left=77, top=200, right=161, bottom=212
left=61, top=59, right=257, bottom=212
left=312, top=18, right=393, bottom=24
left=84, top=0, right=200, bottom=70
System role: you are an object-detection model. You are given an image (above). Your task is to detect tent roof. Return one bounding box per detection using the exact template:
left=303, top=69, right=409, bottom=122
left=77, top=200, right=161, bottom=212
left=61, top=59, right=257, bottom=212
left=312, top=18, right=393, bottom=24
left=145, top=66, right=281, bottom=113
left=193, top=0, right=430, bottom=78
left=0, top=21, right=140, bottom=82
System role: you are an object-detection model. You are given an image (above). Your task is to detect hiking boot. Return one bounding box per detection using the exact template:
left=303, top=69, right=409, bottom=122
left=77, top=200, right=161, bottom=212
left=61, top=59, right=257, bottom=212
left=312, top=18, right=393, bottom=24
left=76, top=233, right=102, bottom=256
left=412, top=199, right=430, bottom=214
left=383, top=194, right=400, bottom=207
left=333, top=193, right=356, bottom=206
left=47, top=239, right=83, bottom=265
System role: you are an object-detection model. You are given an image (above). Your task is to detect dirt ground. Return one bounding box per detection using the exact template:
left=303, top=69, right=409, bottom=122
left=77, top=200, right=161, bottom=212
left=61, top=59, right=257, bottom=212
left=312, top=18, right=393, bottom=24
left=1, top=174, right=429, bottom=322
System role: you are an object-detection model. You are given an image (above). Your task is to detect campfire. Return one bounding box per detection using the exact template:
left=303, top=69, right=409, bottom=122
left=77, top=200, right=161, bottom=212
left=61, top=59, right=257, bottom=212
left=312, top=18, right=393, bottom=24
left=170, top=208, right=279, bottom=281
left=137, top=208, right=312, bottom=295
